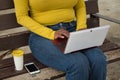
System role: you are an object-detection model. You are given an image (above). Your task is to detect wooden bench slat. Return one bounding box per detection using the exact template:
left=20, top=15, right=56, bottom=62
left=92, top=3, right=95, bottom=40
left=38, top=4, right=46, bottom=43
left=0, top=0, right=98, bottom=14
left=0, top=0, right=98, bottom=30
left=86, top=0, right=99, bottom=14
left=0, top=53, right=46, bottom=69
left=0, top=13, right=20, bottom=30
left=1, top=31, right=117, bottom=52
left=108, top=57, right=120, bottom=64
left=0, top=53, right=31, bottom=69
left=0, top=17, right=99, bottom=51
left=0, top=57, right=13, bottom=69
left=0, top=53, right=46, bottom=79
left=0, top=32, right=30, bottom=51
left=0, top=15, right=98, bottom=31
left=0, top=13, right=98, bottom=30
left=0, top=40, right=119, bottom=69
left=0, top=66, right=26, bottom=79
left=100, top=40, right=120, bottom=52
left=87, top=17, right=99, bottom=28
left=0, top=0, right=14, bottom=10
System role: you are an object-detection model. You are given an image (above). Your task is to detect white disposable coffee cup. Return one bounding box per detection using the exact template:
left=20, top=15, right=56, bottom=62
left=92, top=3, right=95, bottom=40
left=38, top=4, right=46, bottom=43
left=12, top=49, right=24, bottom=71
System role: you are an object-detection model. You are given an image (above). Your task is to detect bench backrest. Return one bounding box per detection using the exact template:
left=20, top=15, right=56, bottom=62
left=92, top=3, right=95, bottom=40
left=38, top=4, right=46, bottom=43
left=0, top=0, right=99, bottom=51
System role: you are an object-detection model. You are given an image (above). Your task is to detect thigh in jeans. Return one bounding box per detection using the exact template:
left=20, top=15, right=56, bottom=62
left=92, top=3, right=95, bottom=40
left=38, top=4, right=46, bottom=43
left=29, top=33, right=89, bottom=72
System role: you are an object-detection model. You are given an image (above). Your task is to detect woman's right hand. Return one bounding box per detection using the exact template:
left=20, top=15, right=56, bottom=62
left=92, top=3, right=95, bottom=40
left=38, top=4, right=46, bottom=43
left=54, top=28, right=70, bottom=39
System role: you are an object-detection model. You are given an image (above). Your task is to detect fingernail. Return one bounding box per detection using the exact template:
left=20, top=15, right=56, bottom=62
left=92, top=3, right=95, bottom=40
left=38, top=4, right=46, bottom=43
left=61, top=36, right=64, bottom=38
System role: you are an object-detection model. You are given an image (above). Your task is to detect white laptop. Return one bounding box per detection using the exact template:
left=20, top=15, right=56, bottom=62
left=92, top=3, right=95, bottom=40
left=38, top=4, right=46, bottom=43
left=52, top=25, right=110, bottom=54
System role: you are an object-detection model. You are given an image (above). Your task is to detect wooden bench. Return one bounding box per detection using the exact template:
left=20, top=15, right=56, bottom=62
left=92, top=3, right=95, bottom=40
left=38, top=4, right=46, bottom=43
left=0, top=0, right=120, bottom=79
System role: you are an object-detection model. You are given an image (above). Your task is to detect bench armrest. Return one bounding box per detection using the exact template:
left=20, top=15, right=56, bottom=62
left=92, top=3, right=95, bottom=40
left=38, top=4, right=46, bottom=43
left=92, top=13, right=120, bottom=24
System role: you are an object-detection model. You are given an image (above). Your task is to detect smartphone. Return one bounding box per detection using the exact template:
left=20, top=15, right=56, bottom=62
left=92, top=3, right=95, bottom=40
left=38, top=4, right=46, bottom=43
left=24, top=62, right=40, bottom=74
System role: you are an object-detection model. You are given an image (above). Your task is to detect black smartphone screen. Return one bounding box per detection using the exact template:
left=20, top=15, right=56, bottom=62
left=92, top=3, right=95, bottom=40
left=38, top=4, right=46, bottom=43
left=25, top=64, right=38, bottom=72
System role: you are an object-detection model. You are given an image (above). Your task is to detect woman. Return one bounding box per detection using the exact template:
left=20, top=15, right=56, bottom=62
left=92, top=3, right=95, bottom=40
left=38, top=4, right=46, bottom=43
left=14, top=0, right=107, bottom=80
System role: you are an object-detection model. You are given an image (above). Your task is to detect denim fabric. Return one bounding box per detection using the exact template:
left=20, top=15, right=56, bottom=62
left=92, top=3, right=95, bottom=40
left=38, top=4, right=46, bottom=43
left=29, top=21, right=107, bottom=80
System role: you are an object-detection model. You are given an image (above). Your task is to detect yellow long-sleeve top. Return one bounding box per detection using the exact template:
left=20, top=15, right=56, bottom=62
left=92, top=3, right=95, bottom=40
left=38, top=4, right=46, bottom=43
left=14, top=0, right=87, bottom=40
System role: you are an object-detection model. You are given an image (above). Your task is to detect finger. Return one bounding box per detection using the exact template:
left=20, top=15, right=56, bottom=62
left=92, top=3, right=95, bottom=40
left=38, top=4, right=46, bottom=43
left=54, top=29, right=69, bottom=39
left=57, top=33, right=65, bottom=38
left=61, top=31, right=69, bottom=38
left=54, top=32, right=65, bottom=39
left=62, top=33, right=69, bottom=38
left=59, top=35, right=65, bottom=38
left=59, top=29, right=69, bottom=37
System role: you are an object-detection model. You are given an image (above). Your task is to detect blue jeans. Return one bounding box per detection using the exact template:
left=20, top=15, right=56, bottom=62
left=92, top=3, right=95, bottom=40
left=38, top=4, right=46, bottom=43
left=29, top=21, right=107, bottom=80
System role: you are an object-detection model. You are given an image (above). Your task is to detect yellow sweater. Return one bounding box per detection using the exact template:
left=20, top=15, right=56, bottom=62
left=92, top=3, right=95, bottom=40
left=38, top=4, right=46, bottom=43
left=14, top=0, right=87, bottom=40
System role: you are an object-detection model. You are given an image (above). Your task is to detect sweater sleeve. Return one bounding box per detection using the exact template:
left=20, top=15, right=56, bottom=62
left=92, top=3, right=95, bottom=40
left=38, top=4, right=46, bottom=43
left=74, top=0, right=87, bottom=30
left=14, top=0, right=55, bottom=40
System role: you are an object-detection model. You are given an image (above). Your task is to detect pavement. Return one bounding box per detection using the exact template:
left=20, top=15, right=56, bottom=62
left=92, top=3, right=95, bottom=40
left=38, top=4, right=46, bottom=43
left=99, top=0, right=120, bottom=46
left=99, top=0, right=120, bottom=80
